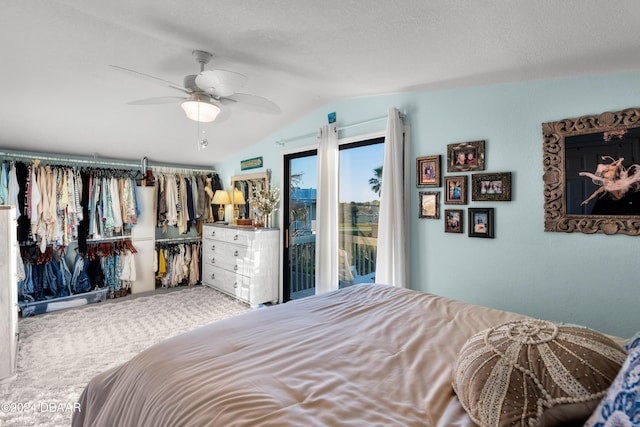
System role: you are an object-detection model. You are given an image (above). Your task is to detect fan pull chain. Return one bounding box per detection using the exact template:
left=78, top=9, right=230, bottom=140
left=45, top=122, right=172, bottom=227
left=197, top=104, right=208, bottom=151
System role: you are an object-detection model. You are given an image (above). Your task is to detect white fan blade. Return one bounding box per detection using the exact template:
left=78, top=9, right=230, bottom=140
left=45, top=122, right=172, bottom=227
left=214, top=103, right=232, bottom=122
left=127, top=96, right=186, bottom=105
left=220, top=93, right=281, bottom=114
left=110, top=65, right=190, bottom=94
left=195, top=70, right=248, bottom=97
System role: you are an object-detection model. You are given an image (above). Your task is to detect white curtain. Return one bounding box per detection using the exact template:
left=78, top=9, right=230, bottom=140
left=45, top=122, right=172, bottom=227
left=375, top=108, right=407, bottom=287
left=315, top=124, right=339, bottom=295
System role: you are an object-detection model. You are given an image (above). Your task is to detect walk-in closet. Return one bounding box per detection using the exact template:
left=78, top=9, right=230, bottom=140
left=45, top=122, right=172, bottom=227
left=0, top=149, right=220, bottom=318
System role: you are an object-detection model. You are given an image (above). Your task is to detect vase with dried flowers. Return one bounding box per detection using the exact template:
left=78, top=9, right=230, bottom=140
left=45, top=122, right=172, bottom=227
left=250, top=186, right=280, bottom=228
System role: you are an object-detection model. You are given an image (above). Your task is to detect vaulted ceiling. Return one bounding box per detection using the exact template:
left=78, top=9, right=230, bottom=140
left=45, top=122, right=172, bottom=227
left=2, top=1, right=640, bottom=166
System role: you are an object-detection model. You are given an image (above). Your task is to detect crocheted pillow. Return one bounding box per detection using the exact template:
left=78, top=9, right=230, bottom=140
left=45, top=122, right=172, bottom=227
left=583, top=336, right=640, bottom=426
left=452, top=319, right=626, bottom=427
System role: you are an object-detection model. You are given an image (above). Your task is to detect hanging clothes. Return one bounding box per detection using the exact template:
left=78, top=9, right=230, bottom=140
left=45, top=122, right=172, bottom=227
left=155, top=241, right=201, bottom=288
left=18, top=246, right=74, bottom=303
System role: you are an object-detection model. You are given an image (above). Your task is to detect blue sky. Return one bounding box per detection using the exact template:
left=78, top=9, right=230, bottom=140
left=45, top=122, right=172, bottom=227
left=291, top=143, right=384, bottom=203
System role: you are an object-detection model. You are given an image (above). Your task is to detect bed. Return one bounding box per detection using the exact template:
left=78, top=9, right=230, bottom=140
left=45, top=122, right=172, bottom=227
left=72, top=284, right=631, bottom=427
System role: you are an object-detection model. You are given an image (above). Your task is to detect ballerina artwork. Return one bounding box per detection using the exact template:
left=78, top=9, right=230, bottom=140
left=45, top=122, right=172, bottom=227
left=579, top=156, right=640, bottom=206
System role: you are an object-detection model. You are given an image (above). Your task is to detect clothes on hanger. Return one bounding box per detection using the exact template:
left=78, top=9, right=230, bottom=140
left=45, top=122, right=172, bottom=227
left=0, top=160, right=140, bottom=247
left=18, top=246, right=74, bottom=303
left=155, top=172, right=218, bottom=232
left=154, top=241, right=201, bottom=288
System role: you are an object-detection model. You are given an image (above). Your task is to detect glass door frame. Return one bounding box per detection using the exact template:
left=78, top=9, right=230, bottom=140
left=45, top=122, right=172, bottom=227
left=282, top=147, right=317, bottom=302
left=279, top=130, right=387, bottom=303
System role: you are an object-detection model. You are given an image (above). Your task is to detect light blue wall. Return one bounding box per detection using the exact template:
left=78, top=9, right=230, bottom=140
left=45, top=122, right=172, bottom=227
left=215, top=72, right=640, bottom=338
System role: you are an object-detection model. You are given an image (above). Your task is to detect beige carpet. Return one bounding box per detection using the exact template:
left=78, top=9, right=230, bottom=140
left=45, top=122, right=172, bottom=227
left=0, top=286, right=249, bottom=427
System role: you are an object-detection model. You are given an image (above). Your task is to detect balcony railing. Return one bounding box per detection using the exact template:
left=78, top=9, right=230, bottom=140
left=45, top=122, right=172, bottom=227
left=288, top=233, right=377, bottom=298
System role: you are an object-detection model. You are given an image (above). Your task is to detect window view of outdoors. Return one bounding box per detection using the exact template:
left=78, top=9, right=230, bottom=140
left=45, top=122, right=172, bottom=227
left=287, top=139, right=384, bottom=299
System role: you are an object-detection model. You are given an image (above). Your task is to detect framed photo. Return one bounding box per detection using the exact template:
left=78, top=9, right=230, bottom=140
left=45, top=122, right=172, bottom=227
left=419, top=191, right=440, bottom=219
left=447, top=140, right=485, bottom=172
left=472, top=172, right=512, bottom=201
left=444, top=175, right=468, bottom=204
left=444, top=209, right=463, bottom=233
left=468, top=208, right=494, bottom=238
left=416, top=155, right=441, bottom=187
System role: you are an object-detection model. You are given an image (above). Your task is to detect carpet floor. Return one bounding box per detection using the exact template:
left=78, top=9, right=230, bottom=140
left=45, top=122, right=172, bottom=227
left=0, top=286, right=249, bottom=427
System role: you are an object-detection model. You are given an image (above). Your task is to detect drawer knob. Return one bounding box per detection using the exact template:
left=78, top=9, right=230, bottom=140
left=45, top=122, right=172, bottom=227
left=233, top=234, right=239, bottom=240
left=211, top=258, right=215, bottom=264
left=234, top=282, right=238, bottom=288
left=234, top=265, right=238, bottom=271
left=210, top=273, right=215, bottom=280
left=234, top=250, right=239, bottom=257
left=211, top=245, right=215, bottom=251
left=211, top=231, right=216, bottom=237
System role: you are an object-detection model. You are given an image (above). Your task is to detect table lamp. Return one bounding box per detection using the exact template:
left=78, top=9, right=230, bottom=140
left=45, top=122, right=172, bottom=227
left=212, top=190, right=231, bottom=222
left=233, top=188, right=246, bottom=221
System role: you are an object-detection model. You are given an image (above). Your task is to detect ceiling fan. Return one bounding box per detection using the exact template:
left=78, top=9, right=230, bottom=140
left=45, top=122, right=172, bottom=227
left=112, top=50, right=281, bottom=122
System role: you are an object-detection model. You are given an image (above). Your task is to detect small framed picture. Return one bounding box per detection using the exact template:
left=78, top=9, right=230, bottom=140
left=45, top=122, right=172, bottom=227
left=419, top=191, right=440, bottom=219
left=468, top=208, right=494, bottom=238
left=444, top=175, right=468, bottom=204
left=447, top=140, right=485, bottom=172
left=416, top=155, right=441, bottom=187
left=472, top=172, right=512, bottom=201
left=444, top=209, right=463, bottom=233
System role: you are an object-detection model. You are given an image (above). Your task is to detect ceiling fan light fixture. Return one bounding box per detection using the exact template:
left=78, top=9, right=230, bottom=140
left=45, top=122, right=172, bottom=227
left=181, top=94, right=221, bottom=122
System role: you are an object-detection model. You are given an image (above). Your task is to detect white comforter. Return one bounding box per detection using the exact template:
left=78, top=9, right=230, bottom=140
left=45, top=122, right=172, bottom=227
left=73, top=284, right=528, bottom=426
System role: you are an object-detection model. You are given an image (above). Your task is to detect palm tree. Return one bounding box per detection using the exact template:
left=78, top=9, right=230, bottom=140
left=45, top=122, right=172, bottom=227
left=290, top=171, right=304, bottom=189
left=289, top=171, right=310, bottom=231
left=369, top=166, right=383, bottom=196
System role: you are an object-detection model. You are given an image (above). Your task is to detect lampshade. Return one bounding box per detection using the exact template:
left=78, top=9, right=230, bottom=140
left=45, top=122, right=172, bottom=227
left=233, top=188, right=246, bottom=205
left=181, top=94, right=221, bottom=122
left=212, top=190, right=231, bottom=205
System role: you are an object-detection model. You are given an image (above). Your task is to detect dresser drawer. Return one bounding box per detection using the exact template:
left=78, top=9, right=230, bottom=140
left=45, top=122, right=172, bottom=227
left=227, top=229, right=251, bottom=246
left=203, top=265, right=249, bottom=302
left=204, top=226, right=226, bottom=241
left=204, top=226, right=252, bottom=247
left=202, top=239, right=225, bottom=259
left=203, top=244, right=251, bottom=273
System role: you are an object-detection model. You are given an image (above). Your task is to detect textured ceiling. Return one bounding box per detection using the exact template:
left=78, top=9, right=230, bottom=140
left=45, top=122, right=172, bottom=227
left=1, top=0, right=640, bottom=166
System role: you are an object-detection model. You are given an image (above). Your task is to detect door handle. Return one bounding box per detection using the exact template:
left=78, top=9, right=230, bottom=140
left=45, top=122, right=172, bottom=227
left=285, top=229, right=289, bottom=249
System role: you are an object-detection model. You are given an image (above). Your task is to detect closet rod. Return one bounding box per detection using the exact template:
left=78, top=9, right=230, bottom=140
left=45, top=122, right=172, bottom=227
left=0, top=149, right=217, bottom=174
left=274, top=114, right=400, bottom=146
left=155, top=236, right=201, bottom=244
left=151, top=165, right=215, bottom=175
left=0, top=149, right=138, bottom=169
left=86, top=235, right=132, bottom=243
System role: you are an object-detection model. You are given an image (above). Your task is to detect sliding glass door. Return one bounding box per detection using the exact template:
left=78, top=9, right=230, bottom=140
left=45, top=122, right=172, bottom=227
left=283, top=137, right=384, bottom=302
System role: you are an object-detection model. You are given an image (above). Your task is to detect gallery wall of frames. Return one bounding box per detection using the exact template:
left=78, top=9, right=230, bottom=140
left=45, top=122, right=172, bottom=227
left=416, top=140, right=512, bottom=238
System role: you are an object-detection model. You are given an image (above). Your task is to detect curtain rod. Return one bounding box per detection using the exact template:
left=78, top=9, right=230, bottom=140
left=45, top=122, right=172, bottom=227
left=0, top=149, right=216, bottom=174
left=274, top=113, right=404, bottom=147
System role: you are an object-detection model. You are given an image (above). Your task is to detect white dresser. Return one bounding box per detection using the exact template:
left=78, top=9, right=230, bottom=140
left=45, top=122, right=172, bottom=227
left=0, top=206, right=19, bottom=382
left=202, top=224, right=279, bottom=306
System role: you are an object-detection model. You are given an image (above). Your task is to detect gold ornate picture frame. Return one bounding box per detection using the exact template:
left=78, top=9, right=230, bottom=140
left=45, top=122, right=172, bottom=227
left=542, top=107, right=640, bottom=235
